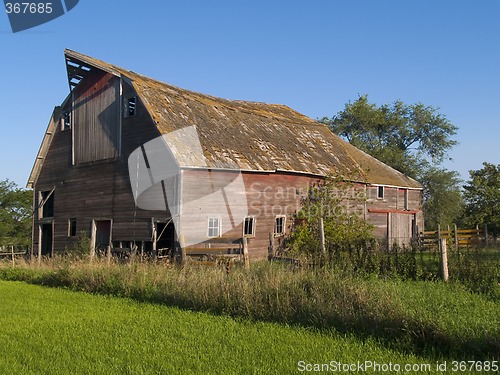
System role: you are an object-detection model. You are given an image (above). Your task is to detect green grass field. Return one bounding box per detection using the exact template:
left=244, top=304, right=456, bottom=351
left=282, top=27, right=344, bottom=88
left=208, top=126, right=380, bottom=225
left=0, top=280, right=447, bottom=375
left=1, top=254, right=499, bottom=374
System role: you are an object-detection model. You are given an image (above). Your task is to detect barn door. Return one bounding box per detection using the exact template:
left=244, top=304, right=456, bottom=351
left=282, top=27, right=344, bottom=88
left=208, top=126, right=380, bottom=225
left=389, top=213, right=412, bottom=248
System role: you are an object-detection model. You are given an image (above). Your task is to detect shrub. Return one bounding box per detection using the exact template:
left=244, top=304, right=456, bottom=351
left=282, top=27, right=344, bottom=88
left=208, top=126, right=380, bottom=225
left=285, top=176, right=374, bottom=262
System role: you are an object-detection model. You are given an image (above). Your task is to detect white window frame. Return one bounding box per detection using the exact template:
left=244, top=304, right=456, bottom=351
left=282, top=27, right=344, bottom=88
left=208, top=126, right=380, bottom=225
left=274, top=215, right=286, bottom=236
left=208, top=217, right=221, bottom=238
left=243, top=216, right=256, bottom=237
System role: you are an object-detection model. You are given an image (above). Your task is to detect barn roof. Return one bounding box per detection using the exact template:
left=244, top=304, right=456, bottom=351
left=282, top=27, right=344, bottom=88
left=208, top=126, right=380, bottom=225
left=57, top=49, right=422, bottom=188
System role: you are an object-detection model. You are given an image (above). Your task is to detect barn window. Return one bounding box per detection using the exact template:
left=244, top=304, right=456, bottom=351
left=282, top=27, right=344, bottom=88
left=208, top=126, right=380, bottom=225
left=126, top=97, right=137, bottom=117
left=208, top=217, right=221, bottom=238
left=275, top=216, right=286, bottom=236
left=404, top=189, right=409, bottom=210
left=39, top=190, right=55, bottom=218
left=377, top=186, right=384, bottom=199
left=62, top=111, right=71, bottom=131
left=243, top=217, right=255, bottom=237
left=68, top=218, right=77, bottom=237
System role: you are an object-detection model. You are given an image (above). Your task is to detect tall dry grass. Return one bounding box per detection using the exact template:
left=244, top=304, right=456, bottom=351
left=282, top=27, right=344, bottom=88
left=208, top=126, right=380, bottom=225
left=1, top=256, right=499, bottom=359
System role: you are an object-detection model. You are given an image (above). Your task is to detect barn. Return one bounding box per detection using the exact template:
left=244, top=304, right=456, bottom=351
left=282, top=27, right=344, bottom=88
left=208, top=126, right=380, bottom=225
left=27, top=49, right=423, bottom=260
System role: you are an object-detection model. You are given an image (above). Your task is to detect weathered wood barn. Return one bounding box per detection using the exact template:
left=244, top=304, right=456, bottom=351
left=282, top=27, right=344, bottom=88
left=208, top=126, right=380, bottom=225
left=28, top=49, right=423, bottom=259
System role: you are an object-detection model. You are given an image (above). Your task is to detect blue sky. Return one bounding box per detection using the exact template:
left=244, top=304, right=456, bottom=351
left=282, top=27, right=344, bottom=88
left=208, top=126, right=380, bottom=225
left=1, top=0, right=499, bottom=188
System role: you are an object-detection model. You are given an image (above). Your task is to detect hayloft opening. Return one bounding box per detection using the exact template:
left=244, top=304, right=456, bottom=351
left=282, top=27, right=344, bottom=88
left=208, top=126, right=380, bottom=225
left=40, top=190, right=55, bottom=218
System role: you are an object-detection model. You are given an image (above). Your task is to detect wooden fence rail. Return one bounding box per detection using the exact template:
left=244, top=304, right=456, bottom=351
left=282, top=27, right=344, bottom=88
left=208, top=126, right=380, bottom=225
left=419, top=224, right=491, bottom=250
left=0, top=245, right=29, bottom=266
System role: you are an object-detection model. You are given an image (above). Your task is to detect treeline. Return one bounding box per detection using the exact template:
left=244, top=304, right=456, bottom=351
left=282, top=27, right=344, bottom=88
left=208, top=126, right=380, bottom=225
left=0, top=179, right=31, bottom=245
left=321, top=95, right=499, bottom=236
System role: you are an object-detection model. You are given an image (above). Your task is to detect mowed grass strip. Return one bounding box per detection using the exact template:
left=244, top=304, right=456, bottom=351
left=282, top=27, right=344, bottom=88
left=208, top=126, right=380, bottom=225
left=0, top=280, right=436, bottom=374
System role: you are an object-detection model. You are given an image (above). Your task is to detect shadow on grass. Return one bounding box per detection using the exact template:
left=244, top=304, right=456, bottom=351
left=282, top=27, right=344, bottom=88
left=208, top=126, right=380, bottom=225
left=1, top=263, right=498, bottom=361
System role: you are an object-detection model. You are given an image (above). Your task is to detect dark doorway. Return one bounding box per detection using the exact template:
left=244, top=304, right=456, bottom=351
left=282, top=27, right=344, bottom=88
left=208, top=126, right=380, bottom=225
left=40, top=223, right=53, bottom=257
left=93, top=220, right=112, bottom=255
left=156, top=221, right=175, bottom=251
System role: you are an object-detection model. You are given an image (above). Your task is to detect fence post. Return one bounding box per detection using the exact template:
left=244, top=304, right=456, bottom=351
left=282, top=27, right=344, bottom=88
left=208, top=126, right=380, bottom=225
left=440, top=238, right=449, bottom=282
left=11, top=245, right=15, bottom=267
left=268, top=233, right=275, bottom=260
left=483, top=224, right=489, bottom=247
left=319, top=218, right=326, bottom=254
left=242, top=237, right=249, bottom=271
left=454, top=224, right=458, bottom=251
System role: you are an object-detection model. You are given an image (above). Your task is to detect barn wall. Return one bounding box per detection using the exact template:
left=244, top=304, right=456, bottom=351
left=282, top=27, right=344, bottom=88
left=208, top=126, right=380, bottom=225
left=179, top=169, right=317, bottom=258
left=33, top=80, right=167, bottom=254
left=179, top=171, right=423, bottom=258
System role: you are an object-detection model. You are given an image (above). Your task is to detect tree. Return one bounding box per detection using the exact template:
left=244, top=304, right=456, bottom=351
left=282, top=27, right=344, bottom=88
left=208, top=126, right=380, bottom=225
left=462, top=162, right=500, bottom=236
left=321, top=95, right=462, bottom=229
left=320, top=95, right=458, bottom=179
left=287, top=176, right=374, bottom=259
left=0, top=179, right=32, bottom=245
left=420, top=168, right=464, bottom=230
